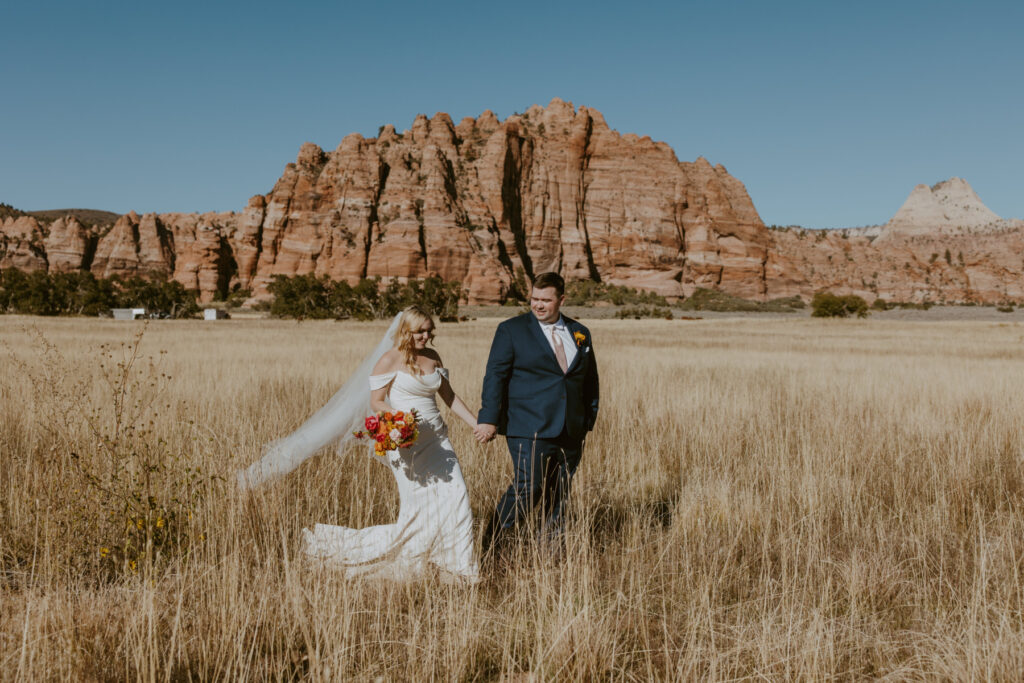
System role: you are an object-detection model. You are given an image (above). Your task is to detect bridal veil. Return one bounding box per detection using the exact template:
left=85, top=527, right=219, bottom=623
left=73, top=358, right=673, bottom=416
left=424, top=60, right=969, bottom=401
left=236, top=313, right=402, bottom=490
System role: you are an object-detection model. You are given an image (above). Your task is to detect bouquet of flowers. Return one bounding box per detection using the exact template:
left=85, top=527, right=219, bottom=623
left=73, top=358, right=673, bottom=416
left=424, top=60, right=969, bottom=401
left=353, top=409, right=420, bottom=456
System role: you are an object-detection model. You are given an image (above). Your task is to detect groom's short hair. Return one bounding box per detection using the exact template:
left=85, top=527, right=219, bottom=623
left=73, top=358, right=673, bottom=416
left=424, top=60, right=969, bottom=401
left=533, top=272, right=565, bottom=297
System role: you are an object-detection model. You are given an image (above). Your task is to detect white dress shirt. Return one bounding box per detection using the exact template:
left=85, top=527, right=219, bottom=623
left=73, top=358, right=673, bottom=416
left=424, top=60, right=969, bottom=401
left=538, top=316, right=577, bottom=369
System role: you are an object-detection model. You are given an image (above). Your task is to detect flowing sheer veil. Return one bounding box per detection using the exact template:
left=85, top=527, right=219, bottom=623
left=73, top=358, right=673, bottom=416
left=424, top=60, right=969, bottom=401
left=236, top=313, right=403, bottom=490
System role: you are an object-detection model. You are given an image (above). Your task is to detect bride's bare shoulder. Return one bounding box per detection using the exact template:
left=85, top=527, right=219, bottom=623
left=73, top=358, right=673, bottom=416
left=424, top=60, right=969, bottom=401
left=372, top=349, right=402, bottom=375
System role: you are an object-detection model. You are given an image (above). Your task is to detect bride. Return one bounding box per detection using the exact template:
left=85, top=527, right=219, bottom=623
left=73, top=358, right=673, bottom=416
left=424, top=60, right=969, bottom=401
left=237, top=306, right=480, bottom=582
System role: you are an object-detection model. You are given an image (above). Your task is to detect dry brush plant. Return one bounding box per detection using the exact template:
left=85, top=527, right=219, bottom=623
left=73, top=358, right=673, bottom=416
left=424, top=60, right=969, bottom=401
left=2, top=323, right=214, bottom=585
left=3, top=317, right=1024, bottom=679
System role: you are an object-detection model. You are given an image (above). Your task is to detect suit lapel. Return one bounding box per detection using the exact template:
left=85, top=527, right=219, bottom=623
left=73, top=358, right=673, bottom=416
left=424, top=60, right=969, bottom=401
left=526, top=312, right=563, bottom=371
left=564, top=318, right=586, bottom=373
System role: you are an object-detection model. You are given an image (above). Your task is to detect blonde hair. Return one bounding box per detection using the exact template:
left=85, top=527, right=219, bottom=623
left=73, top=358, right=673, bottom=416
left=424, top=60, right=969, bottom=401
left=394, top=306, right=435, bottom=375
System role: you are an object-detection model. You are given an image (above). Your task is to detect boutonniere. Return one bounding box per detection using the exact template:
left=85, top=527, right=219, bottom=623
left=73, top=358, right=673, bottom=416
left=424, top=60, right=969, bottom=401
left=573, top=331, right=586, bottom=347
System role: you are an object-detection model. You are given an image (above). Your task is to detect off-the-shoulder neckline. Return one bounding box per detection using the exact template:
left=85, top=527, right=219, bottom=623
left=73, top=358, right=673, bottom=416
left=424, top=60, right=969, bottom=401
left=370, top=368, right=443, bottom=379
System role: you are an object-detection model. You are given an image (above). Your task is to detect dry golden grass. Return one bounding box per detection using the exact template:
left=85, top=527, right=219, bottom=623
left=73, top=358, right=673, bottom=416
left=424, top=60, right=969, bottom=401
left=3, top=315, right=1024, bottom=680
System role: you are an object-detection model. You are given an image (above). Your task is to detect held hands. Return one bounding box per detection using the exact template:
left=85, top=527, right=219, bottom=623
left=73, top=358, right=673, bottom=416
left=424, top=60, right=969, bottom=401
left=474, top=423, right=497, bottom=444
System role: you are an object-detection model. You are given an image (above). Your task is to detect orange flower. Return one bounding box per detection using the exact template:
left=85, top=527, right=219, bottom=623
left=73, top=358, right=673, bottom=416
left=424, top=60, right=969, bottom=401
left=573, top=331, right=586, bottom=346
left=355, top=408, right=420, bottom=453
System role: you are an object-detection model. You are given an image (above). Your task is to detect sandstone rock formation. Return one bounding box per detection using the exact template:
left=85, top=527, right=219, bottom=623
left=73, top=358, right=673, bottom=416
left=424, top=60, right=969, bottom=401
left=87, top=210, right=239, bottom=294
left=0, top=216, right=48, bottom=271
left=1, top=99, right=770, bottom=304
left=44, top=216, right=97, bottom=272
left=766, top=178, right=1024, bottom=303
left=222, top=99, right=769, bottom=304
left=5, top=104, right=1023, bottom=307
left=880, top=177, right=1004, bottom=240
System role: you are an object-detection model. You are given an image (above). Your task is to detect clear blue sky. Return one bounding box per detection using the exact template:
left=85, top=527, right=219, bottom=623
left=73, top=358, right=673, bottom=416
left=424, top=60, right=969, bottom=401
left=2, top=0, right=1020, bottom=228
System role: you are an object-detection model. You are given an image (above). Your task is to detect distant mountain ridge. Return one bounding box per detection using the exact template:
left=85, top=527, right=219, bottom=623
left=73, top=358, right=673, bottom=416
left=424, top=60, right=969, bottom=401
left=877, top=177, right=1018, bottom=241
left=0, top=203, right=119, bottom=228
left=766, top=177, right=1024, bottom=304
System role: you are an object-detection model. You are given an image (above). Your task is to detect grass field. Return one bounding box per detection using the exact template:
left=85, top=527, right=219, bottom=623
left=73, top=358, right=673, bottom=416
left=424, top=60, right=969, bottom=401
left=3, top=315, right=1024, bottom=680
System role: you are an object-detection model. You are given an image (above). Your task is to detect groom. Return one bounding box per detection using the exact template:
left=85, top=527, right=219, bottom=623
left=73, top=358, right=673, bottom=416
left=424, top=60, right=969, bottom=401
left=474, top=272, right=599, bottom=557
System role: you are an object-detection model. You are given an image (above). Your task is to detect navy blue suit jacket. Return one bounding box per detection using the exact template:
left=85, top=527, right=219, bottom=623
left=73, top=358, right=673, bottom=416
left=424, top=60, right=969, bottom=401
left=478, top=312, right=599, bottom=441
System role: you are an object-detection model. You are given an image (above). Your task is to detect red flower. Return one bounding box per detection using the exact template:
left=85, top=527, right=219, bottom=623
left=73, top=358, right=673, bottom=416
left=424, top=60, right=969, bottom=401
left=365, top=415, right=380, bottom=432
left=375, top=433, right=386, bottom=443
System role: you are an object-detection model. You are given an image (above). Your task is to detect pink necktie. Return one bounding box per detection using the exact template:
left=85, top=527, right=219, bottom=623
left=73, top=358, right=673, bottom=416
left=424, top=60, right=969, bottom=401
left=552, top=328, right=568, bottom=373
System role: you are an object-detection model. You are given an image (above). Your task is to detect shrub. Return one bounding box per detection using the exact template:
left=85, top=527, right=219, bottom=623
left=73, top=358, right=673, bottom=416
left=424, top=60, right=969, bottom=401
left=891, top=301, right=934, bottom=311
left=218, top=286, right=252, bottom=309
left=6, top=326, right=211, bottom=582
left=564, top=281, right=669, bottom=307
left=871, top=298, right=891, bottom=311
left=771, top=296, right=806, bottom=309
left=615, top=306, right=673, bottom=320
left=267, top=275, right=462, bottom=321
left=997, top=305, right=1014, bottom=313
left=678, top=288, right=804, bottom=313
left=811, top=292, right=869, bottom=318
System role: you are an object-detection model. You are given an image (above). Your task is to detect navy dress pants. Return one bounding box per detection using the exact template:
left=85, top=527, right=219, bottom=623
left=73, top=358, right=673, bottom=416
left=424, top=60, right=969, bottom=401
left=483, top=429, right=583, bottom=554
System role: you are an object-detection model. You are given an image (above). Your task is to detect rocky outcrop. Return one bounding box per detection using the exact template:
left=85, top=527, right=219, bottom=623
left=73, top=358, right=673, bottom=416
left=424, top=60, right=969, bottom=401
left=0, top=216, right=48, bottom=271
left=210, top=99, right=768, bottom=304
left=1, top=101, right=769, bottom=303
left=44, top=216, right=97, bottom=272
left=162, top=212, right=238, bottom=299
left=880, top=177, right=1004, bottom=239
left=765, top=178, right=1024, bottom=304
left=6, top=105, right=1022, bottom=307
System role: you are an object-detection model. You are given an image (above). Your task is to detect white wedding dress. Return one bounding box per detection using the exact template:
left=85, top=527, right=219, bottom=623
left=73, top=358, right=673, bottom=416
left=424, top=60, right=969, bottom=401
left=300, top=368, right=480, bottom=582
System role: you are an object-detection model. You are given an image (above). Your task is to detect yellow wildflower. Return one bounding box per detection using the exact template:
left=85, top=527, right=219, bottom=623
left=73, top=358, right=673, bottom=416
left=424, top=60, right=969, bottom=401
left=100, top=547, right=110, bottom=558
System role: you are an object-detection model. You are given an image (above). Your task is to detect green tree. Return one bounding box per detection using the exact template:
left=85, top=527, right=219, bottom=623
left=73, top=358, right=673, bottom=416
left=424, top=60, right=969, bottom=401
left=115, top=277, right=200, bottom=318
left=267, top=275, right=463, bottom=321
left=267, top=274, right=332, bottom=319
left=0, top=269, right=198, bottom=317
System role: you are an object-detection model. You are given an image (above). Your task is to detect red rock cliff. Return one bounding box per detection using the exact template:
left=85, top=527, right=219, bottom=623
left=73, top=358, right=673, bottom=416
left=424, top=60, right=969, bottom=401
left=2, top=99, right=769, bottom=304
left=225, top=99, right=769, bottom=303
